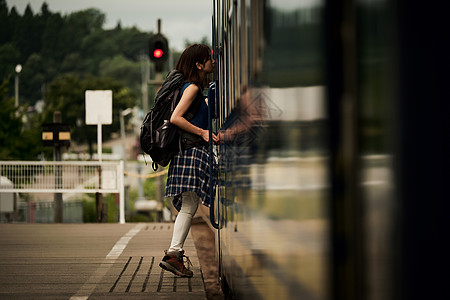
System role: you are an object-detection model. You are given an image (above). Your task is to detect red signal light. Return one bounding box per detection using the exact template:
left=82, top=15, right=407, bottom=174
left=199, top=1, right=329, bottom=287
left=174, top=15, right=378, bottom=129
left=148, top=34, right=168, bottom=71
left=153, top=49, right=163, bottom=59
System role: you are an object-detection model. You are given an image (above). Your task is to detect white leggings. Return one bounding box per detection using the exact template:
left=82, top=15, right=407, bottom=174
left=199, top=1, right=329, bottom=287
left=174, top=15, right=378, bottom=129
left=169, top=191, right=199, bottom=252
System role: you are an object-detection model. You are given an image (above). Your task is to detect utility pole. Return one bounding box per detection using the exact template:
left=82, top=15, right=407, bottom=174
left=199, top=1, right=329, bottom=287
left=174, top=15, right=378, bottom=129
left=141, top=55, right=150, bottom=113
left=53, top=111, right=63, bottom=223
left=148, top=19, right=169, bottom=210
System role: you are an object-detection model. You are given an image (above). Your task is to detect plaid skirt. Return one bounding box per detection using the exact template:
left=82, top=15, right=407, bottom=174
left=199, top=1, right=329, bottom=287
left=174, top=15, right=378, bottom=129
left=165, top=145, right=215, bottom=211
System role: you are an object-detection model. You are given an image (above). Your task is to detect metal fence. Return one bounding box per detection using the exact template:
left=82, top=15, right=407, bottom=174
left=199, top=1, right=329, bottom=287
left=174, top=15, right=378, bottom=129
left=0, top=161, right=125, bottom=223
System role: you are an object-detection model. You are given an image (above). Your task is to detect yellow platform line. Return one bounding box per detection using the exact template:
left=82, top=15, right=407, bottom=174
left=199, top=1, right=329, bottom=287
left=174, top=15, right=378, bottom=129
left=124, top=169, right=168, bottom=179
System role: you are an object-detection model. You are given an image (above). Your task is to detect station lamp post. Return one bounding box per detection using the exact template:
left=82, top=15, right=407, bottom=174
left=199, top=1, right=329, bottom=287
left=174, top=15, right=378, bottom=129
left=14, top=64, right=22, bottom=108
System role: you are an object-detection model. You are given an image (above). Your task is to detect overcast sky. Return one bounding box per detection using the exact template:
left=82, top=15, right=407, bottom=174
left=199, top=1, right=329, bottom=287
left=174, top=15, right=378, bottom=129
left=6, top=0, right=212, bottom=51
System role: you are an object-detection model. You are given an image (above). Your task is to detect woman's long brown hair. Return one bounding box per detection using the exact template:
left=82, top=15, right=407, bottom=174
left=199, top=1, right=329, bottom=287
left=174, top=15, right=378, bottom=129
left=176, top=44, right=211, bottom=88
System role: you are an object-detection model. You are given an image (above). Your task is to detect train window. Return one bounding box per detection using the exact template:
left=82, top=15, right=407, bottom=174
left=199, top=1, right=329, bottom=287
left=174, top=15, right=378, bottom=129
left=255, top=0, right=324, bottom=87
left=357, top=1, right=396, bottom=299
left=249, top=0, right=263, bottom=81
left=233, top=0, right=240, bottom=104
left=240, top=1, right=248, bottom=89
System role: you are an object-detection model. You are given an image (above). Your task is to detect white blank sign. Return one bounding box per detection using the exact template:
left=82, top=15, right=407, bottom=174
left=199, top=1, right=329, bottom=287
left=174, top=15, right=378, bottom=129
left=85, top=90, right=112, bottom=125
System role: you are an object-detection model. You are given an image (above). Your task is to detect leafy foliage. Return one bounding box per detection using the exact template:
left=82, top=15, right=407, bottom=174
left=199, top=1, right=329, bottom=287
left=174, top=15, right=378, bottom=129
left=0, top=0, right=152, bottom=160
left=1, top=1, right=151, bottom=104
left=0, top=79, right=46, bottom=160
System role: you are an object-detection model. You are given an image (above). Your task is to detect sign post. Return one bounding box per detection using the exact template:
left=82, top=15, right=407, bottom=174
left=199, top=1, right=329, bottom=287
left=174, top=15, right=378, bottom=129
left=85, top=90, right=112, bottom=161
left=85, top=90, right=112, bottom=222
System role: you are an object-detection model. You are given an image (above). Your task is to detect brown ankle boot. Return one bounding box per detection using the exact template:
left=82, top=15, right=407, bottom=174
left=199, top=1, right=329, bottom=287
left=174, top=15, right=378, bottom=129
left=159, top=250, right=193, bottom=277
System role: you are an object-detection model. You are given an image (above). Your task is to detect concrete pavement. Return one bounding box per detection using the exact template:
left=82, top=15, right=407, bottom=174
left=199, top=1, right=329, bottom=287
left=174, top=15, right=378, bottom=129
left=0, top=223, right=206, bottom=300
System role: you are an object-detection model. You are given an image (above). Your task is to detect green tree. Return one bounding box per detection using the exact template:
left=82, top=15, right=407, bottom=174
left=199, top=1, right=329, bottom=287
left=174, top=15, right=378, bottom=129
left=57, top=9, right=105, bottom=63
left=0, top=43, right=20, bottom=80
left=0, top=0, right=10, bottom=44
left=0, top=82, right=22, bottom=159
left=12, top=4, right=39, bottom=63
left=21, top=53, right=46, bottom=104
left=0, top=80, right=46, bottom=160
left=111, top=27, right=151, bottom=61
left=1, top=3, right=152, bottom=108
left=80, top=29, right=120, bottom=75
left=40, top=12, right=64, bottom=64
left=99, top=54, right=141, bottom=92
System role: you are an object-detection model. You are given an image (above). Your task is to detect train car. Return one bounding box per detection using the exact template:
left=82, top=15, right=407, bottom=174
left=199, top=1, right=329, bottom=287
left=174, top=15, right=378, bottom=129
left=209, top=1, right=449, bottom=300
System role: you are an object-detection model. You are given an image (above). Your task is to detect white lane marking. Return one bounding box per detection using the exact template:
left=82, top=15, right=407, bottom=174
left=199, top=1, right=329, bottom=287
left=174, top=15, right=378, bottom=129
left=70, top=223, right=145, bottom=300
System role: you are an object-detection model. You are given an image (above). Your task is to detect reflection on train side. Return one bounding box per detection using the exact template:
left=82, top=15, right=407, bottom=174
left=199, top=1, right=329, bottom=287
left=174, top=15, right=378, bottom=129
left=216, top=84, right=395, bottom=299
left=217, top=85, right=329, bottom=299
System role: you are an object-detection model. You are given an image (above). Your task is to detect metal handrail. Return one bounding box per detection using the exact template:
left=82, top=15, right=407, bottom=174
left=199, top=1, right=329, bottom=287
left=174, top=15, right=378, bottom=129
left=208, top=82, right=220, bottom=230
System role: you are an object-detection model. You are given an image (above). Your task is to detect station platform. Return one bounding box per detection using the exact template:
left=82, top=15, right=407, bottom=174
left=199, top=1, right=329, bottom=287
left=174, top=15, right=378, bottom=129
left=0, top=223, right=207, bottom=300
